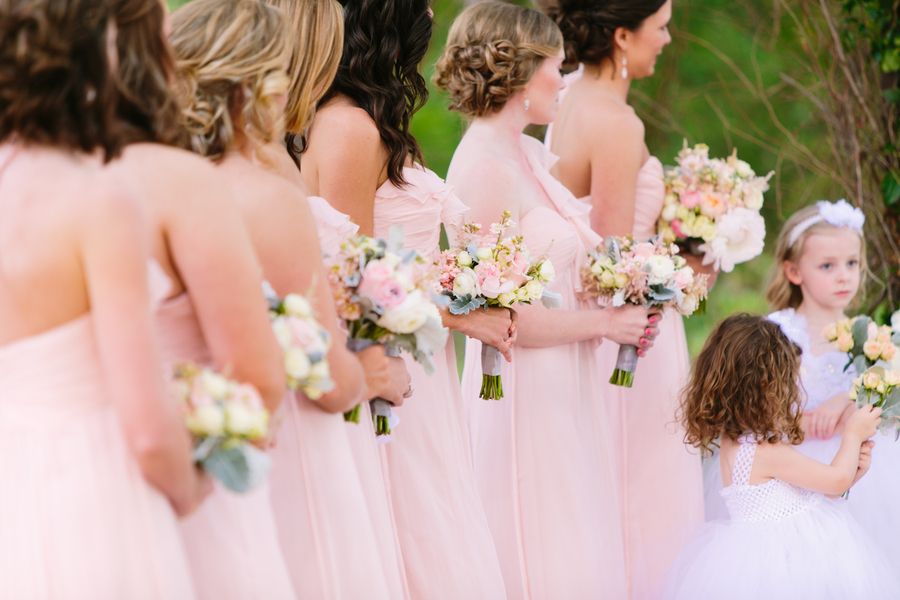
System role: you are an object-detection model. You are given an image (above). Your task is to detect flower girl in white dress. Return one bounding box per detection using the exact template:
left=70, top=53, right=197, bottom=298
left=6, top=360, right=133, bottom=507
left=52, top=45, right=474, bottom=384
left=667, top=314, right=898, bottom=599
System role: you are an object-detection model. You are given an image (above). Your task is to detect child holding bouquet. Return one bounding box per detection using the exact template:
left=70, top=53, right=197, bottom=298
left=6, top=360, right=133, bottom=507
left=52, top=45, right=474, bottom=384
left=666, top=314, right=897, bottom=599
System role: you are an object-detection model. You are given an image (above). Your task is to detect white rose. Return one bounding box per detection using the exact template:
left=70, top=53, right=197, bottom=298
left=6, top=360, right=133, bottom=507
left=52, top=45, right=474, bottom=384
left=283, top=294, right=312, bottom=318
left=309, top=360, right=331, bottom=381
left=452, top=268, right=479, bottom=297
left=524, top=280, right=543, bottom=301
left=476, top=247, right=493, bottom=261
left=537, top=260, right=555, bottom=283
left=735, top=159, right=753, bottom=178
left=188, top=405, right=225, bottom=437
left=678, top=294, right=700, bottom=316
left=285, top=347, right=312, bottom=380
left=378, top=291, right=432, bottom=334
left=661, top=203, right=678, bottom=222
left=744, top=189, right=764, bottom=211
left=200, top=371, right=231, bottom=400
left=645, top=255, right=676, bottom=285
left=498, top=292, right=516, bottom=307
left=699, top=208, right=765, bottom=273
left=225, top=403, right=258, bottom=437
left=884, top=369, right=900, bottom=387
left=271, top=318, right=293, bottom=350
left=456, top=251, right=473, bottom=267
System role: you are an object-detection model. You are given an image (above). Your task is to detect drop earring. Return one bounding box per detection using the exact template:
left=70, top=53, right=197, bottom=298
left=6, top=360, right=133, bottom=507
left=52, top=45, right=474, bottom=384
left=620, top=56, right=629, bottom=80
left=524, top=97, right=531, bottom=112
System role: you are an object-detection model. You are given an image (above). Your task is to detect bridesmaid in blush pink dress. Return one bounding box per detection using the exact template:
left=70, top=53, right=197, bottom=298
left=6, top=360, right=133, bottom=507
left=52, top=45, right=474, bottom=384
left=171, top=1, right=397, bottom=597
left=436, top=4, right=658, bottom=597
left=543, top=1, right=707, bottom=597
left=0, top=3, right=201, bottom=592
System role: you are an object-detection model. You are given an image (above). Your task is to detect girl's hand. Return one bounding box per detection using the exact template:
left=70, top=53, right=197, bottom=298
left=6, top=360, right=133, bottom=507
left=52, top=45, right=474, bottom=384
left=844, top=405, right=882, bottom=443
left=447, top=307, right=514, bottom=362
left=804, top=393, right=854, bottom=439
left=357, top=345, right=412, bottom=406
left=852, top=440, right=875, bottom=485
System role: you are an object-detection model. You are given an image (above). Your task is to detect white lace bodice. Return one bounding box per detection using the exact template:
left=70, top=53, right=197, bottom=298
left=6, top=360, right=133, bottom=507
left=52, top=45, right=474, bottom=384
left=720, top=437, right=818, bottom=523
left=768, top=309, right=856, bottom=411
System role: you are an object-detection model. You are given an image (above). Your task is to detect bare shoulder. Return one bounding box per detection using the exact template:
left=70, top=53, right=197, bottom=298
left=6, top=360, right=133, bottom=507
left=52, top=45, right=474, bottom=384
left=312, top=102, right=380, bottom=146
left=583, top=95, right=645, bottom=145
left=74, top=164, right=145, bottom=238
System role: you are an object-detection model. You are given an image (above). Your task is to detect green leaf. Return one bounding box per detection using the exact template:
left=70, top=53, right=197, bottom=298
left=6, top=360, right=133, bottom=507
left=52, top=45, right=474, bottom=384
left=852, top=316, right=872, bottom=349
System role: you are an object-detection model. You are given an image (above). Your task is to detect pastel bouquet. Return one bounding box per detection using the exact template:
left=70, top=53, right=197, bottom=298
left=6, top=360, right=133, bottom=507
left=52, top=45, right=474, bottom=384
left=850, top=366, right=900, bottom=439
left=173, top=363, right=270, bottom=493
left=825, top=315, right=898, bottom=373
left=658, top=142, right=772, bottom=273
left=582, top=236, right=708, bottom=387
left=435, top=210, right=557, bottom=400
left=328, top=229, right=448, bottom=436
left=263, top=284, right=335, bottom=400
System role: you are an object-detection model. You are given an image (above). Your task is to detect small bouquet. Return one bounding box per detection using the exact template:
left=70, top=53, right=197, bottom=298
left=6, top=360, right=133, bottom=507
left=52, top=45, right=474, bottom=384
left=328, top=229, right=448, bottom=436
left=263, top=283, right=335, bottom=400
left=583, top=236, right=708, bottom=387
left=825, top=315, right=899, bottom=374
left=850, top=366, right=900, bottom=439
left=658, top=142, right=771, bottom=273
left=173, top=363, right=270, bottom=493
left=435, top=210, right=557, bottom=400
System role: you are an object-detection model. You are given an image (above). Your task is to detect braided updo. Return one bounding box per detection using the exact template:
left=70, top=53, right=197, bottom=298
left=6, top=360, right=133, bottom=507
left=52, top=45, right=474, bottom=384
left=434, top=1, right=562, bottom=118
left=539, top=0, right=666, bottom=70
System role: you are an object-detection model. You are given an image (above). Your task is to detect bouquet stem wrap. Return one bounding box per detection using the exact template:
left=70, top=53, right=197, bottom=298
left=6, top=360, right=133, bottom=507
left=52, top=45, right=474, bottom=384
left=480, top=344, right=504, bottom=400
left=346, top=338, right=398, bottom=436
left=610, top=344, right=638, bottom=388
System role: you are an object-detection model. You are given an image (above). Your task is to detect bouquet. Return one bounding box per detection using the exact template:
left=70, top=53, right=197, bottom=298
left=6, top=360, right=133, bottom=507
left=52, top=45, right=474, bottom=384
left=825, top=315, right=898, bottom=374
left=658, top=142, right=772, bottom=273
left=263, top=283, right=335, bottom=400
left=583, top=236, right=708, bottom=387
left=435, top=210, right=557, bottom=400
left=328, top=229, right=448, bottom=436
left=173, top=363, right=270, bottom=493
left=850, top=366, right=900, bottom=439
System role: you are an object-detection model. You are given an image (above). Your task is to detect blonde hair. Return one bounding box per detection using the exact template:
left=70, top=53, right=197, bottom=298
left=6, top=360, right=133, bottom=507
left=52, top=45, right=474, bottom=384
left=169, top=0, right=290, bottom=161
left=266, top=0, right=343, bottom=135
left=434, top=1, right=563, bottom=117
left=766, top=203, right=867, bottom=310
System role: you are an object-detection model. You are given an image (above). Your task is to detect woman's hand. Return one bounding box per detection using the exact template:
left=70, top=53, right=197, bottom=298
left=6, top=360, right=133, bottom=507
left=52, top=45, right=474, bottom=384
left=445, top=307, right=515, bottom=362
left=173, top=468, right=214, bottom=518
left=357, top=345, right=412, bottom=406
left=598, top=306, right=660, bottom=355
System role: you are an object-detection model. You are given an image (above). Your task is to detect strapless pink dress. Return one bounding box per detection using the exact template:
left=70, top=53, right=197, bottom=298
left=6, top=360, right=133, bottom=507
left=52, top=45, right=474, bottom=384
left=152, top=268, right=296, bottom=600
left=459, top=136, right=627, bottom=599
left=374, top=168, right=507, bottom=599
left=0, top=274, right=194, bottom=598
left=594, top=157, right=704, bottom=600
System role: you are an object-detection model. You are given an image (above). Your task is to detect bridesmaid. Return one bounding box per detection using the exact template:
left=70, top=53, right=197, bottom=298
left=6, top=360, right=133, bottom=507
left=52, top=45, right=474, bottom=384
left=542, top=1, right=707, bottom=597
left=301, top=1, right=513, bottom=597
left=170, top=1, right=397, bottom=597
left=261, top=1, right=412, bottom=596
left=106, top=1, right=296, bottom=597
left=436, top=3, right=655, bottom=597
left=0, top=0, right=201, bottom=596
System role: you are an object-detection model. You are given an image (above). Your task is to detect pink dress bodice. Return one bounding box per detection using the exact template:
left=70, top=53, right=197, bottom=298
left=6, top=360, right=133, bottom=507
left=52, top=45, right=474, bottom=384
left=633, top=157, right=665, bottom=240
left=307, top=195, right=359, bottom=258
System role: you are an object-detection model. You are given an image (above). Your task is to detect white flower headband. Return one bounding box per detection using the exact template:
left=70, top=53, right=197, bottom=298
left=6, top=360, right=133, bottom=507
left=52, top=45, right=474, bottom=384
left=787, top=199, right=865, bottom=247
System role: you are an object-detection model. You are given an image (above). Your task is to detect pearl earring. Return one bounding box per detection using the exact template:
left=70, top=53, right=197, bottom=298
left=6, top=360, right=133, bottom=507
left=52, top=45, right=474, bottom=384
left=620, top=56, right=629, bottom=80
left=524, top=97, right=531, bottom=112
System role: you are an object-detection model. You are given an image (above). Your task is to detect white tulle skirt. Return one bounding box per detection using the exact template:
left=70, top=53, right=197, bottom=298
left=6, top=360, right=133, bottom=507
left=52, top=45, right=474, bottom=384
left=664, top=496, right=899, bottom=599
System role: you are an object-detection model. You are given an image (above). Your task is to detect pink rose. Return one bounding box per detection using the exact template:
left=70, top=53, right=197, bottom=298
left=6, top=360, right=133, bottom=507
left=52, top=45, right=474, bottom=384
left=234, top=383, right=264, bottom=410
left=674, top=267, right=695, bottom=289
left=289, top=317, right=319, bottom=347
left=681, top=190, right=702, bottom=209
left=700, top=193, right=727, bottom=218
left=480, top=276, right=503, bottom=298
left=362, top=259, right=393, bottom=284
left=358, top=277, right=407, bottom=309
left=632, top=242, right=655, bottom=258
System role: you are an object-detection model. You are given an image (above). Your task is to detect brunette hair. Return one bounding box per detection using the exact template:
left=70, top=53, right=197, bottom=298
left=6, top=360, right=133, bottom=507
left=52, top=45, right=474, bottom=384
left=540, top=0, right=667, bottom=70
left=434, top=1, right=562, bottom=118
left=766, top=204, right=867, bottom=310
left=265, top=0, right=344, bottom=159
left=320, top=0, right=432, bottom=186
left=0, top=0, right=121, bottom=159
left=680, top=314, right=804, bottom=456
left=169, top=0, right=290, bottom=161
left=111, top=0, right=186, bottom=147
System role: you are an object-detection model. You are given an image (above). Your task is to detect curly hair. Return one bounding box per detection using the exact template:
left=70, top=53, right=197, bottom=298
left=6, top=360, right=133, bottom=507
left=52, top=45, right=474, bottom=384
left=539, top=0, right=666, bottom=70
left=680, top=314, right=804, bottom=456
left=111, top=0, right=186, bottom=147
left=169, top=0, right=290, bottom=161
left=320, top=0, right=431, bottom=187
left=434, top=1, right=562, bottom=118
left=0, top=0, right=121, bottom=159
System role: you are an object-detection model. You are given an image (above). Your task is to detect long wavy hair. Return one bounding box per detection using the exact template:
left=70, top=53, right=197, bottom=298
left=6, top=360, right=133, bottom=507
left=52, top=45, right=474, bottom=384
left=0, top=0, right=121, bottom=160
left=169, top=0, right=290, bottom=161
left=320, top=0, right=432, bottom=186
left=111, top=0, right=186, bottom=147
left=680, top=314, right=805, bottom=456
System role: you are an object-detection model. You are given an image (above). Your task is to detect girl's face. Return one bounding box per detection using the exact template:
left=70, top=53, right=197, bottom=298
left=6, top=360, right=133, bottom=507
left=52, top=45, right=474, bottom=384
left=521, top=49, right=565, bottom=125
left=619, top=0, right=672, bottom=80
left=785, top=227, right=862, bottom=312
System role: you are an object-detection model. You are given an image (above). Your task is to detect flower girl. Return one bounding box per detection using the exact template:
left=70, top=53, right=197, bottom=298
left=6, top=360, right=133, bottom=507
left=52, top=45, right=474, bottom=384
left=666, top=314, right=898, bottom=598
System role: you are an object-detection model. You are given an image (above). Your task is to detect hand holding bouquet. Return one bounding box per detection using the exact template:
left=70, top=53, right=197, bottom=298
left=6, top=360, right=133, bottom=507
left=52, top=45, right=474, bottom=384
left=658, top=142, right=771, bottom=273
left=174, top=363, right=270, bottom=493
left=436, top=210, right=557, bottom=400
left=263, top=283, right=335, bottom=400
left=850, top=366, right=900, bottom=439
left=328, top=229, right=447, bottom=436
left=825, top=315, right=898, bottom=373
left=583, top=236, right=708, bottom=387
